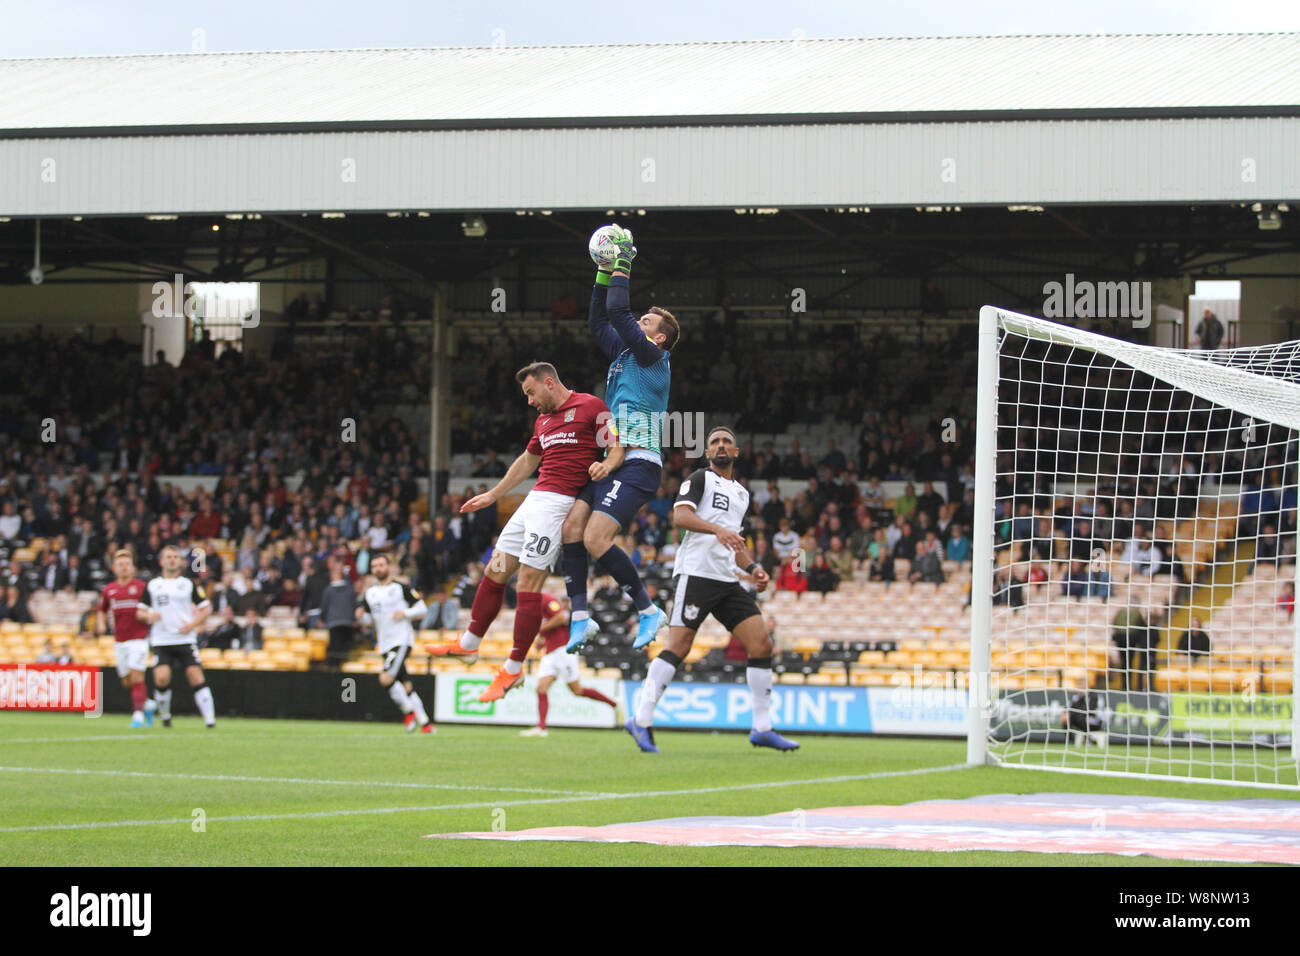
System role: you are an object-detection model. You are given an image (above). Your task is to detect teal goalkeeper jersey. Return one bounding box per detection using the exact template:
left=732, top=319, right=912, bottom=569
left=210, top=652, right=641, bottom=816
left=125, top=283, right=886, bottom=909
left=605, top=348, right=671, bottom=455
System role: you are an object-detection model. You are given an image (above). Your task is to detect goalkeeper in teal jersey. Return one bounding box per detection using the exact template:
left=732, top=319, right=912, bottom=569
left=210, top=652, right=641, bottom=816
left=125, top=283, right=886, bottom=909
left=561, top=223, right=680, bottom=652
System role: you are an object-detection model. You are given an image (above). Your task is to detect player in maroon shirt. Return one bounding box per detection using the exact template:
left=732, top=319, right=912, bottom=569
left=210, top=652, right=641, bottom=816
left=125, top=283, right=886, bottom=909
left=518, top=593, right=619, bottom=737
left=96, top=549, right=155, bottom=727
left=425, top=361, right=624, bottom=703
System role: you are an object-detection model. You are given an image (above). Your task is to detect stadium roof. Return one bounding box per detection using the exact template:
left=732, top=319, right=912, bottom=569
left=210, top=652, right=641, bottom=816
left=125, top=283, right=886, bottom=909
left=3, top=32, right=1299, bottom=135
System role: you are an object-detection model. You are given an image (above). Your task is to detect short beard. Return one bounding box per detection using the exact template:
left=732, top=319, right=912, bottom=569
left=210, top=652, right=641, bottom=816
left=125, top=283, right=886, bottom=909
left=710, top=453, right=733, bottom=469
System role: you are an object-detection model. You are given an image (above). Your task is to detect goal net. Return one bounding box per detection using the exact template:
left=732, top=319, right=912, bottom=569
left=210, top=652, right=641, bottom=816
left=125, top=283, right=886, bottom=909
left=969, top=306, right=1299, bottom=789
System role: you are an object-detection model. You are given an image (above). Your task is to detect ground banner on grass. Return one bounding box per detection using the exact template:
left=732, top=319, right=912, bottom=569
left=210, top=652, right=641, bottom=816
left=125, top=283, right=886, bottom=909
left=430, top=793, right=1300, bottom=863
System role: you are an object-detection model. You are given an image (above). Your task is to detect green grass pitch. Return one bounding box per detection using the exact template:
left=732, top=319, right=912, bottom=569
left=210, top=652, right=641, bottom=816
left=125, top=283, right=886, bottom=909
left=2, top=711, right=1296, bottom=866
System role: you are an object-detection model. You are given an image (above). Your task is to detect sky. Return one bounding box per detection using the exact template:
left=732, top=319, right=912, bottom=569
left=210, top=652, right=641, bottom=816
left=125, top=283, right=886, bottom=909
left=2, top=0, right=1299, bottom=58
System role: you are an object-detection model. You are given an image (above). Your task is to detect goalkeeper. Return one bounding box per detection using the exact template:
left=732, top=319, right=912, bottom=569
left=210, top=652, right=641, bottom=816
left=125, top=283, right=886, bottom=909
left=561, top=223, right=680, bottom=653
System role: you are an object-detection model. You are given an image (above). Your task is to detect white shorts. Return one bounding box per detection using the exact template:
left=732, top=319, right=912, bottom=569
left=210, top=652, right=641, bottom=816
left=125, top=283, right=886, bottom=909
left=537, top=645, right=580, bottom=684
left=114, top=638, right=150, bottom=677
left=496, top=490, right=575, bottom=571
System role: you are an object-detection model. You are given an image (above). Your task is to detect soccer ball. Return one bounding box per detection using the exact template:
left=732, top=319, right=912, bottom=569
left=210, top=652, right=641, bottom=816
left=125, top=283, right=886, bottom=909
left=588, top=225, right=622, bottom=268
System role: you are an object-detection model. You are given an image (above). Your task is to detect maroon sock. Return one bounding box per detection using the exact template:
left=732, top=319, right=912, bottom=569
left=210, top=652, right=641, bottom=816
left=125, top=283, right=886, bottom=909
left=579, top=686, right=616, bottom=707
left=468, top=577, right=506, bottom=638
left=537, top=692, right=548, bottom=729
left=130, top=681, right=147, bottom=710
left=510, top=591, right=543, bottom=663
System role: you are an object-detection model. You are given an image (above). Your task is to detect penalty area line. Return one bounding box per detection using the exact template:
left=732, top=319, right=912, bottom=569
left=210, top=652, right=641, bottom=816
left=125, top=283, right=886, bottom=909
left=0, top=762, right=970, bottom=833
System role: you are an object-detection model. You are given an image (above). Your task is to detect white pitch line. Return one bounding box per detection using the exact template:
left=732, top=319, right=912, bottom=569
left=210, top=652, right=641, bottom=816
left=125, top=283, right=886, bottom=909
left=0, top=763, right=970, bottom=833
left=0, top=729, right=529, bottom=744
left=0, top=766, right=602, bottom=796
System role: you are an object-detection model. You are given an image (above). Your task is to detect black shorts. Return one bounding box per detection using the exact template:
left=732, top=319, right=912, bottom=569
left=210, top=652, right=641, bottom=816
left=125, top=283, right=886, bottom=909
left=382, top=644, right=411, bottom=681
left=578, top=458, right=662, bottom=531
left=153, top=642, right=202, bottom=671
left=668, top=575, right=762, bottom=632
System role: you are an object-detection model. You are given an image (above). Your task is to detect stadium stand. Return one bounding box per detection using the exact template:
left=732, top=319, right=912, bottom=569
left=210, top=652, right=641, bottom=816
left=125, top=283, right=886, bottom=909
left=0, top=315, right=1289, bottom=697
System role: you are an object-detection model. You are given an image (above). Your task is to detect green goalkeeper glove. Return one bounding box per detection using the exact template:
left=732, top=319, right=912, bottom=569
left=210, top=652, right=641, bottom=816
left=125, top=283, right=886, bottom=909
left=609, top=222, right=637, bottom=275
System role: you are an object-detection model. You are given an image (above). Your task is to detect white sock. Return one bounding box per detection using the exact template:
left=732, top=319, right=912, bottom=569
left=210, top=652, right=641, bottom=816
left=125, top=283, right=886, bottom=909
left=408, top=690, right=429, bottom=725
left=388, top=681, right=412, bottom=712
left=636, top=657, right=677, bottom=726
left=131, top=710, right=143, bottom=722
left=458, top=630, right=483, bottom=652
left=155, top=688, right=173, bottom=718
left=747, top=665, right=773, bottom=733
left=194, top=686, right=216, bottom=725
left=144, top=699, right=156, bottom=712
left=503, top=658, right=523, bottom=675
left=572, top=610, right=589, bottom=621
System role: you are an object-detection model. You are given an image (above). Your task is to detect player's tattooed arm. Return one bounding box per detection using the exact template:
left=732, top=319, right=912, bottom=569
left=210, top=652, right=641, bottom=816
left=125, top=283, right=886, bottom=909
left=671, top=503, right=745, bottom=552
left=460, top=451, right=541, bottom=514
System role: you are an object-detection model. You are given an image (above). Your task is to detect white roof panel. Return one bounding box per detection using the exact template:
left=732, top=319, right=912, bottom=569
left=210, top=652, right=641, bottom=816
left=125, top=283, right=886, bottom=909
left=2, top=33, right=1298, bottom=133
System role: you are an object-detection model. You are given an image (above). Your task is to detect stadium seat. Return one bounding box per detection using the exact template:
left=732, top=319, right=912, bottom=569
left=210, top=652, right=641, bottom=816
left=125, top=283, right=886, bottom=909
left=1264, top=671, right=1293, bottom=694
left=807, top=671, right=847, bottom=686
left=1152, top=669, right=1186, bottom=692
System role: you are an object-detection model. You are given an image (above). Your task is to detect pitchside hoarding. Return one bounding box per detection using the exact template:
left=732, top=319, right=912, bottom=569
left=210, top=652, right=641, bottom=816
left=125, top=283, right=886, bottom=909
left=618, top=681, right=968, bottom=735
left=0, top=663, right=103, bottom=715
left=991, top=689, right=1293, bottom=745
left=433, top=673, right=620, bottom=728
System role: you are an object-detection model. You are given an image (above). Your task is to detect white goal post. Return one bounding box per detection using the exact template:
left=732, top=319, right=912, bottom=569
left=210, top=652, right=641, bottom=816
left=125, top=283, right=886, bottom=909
left=970, top=305, right=1299, bottom=790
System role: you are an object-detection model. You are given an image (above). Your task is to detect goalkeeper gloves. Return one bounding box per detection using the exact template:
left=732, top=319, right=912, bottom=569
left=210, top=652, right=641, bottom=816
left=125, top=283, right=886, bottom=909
left=608, top=222, right=637, bottom=275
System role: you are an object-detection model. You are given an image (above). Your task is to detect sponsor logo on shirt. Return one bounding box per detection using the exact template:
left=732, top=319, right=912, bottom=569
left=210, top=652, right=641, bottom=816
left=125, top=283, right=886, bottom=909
left=712, top=492, right=730, bottom=511
left=539, top=431, right=579, bottom=448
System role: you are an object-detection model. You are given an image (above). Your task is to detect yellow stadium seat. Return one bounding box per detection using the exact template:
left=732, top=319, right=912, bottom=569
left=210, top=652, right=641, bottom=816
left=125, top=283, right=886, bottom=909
left=1152, top=669, right=1186, bottom=693
left=22, top=622, right=46, bottom=634
left=777, top=672, right=805, bottom=685
left=1264, top=671, right=1293, bottom=694
left=203, top=659, right=229, bottom=670
left=857, top=650, right=885, bottom=665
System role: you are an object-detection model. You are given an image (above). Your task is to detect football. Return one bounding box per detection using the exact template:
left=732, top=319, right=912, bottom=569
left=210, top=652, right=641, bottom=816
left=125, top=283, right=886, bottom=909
left=588, top=224, right=622, bottom=268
